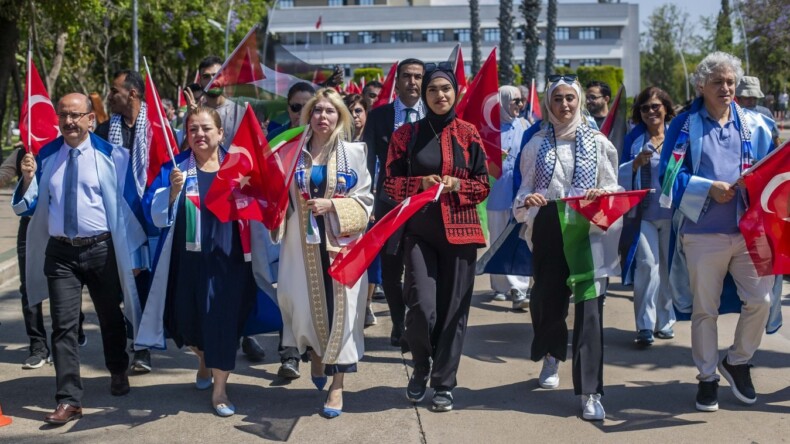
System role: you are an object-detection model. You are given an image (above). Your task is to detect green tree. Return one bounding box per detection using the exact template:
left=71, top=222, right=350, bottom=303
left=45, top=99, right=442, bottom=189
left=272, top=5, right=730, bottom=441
left=519, top=0, right=540, bottom=85
left=715, top=0, right=733, bottom=53
left=544, top=0, right=557, bottom=78
left=469, top=0, right=481, bottom=75
left=498, top=0, right=515, bottom=85
left=641, top=4, right=692, bottom=103
left=741, top=0, right=790, bottom=94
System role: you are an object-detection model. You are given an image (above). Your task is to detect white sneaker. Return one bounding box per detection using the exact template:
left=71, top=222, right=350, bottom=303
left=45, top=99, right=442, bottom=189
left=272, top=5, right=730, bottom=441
left=581, top=393, right=605, bottom=421
left=538, top=355, right=560, bottom=389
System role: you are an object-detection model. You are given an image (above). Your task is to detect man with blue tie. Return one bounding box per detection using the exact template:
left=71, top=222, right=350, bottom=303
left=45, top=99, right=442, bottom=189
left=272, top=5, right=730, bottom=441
left=13, top=93, right=148, bottom=425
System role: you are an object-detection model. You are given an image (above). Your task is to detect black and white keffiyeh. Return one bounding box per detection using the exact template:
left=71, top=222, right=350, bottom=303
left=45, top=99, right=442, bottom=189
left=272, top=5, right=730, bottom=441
left=108, top=102, right=149, bottom=196
left=535, top=123, right=598, bottom=191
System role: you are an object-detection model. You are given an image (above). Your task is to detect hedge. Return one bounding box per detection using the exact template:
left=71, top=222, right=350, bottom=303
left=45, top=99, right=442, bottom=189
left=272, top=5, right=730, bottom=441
left=353, top=67, right=384, bottom=84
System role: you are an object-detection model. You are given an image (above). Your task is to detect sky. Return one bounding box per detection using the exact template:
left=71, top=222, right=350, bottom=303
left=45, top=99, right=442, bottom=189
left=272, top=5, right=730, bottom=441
left=561, top=0, right=724, bottom=30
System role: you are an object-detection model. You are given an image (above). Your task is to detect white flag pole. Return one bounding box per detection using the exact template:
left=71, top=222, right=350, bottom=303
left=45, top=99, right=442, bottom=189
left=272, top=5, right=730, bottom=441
left=143, top=56, right=177, bottom=167
left=204, top=24, right=260, bottom=94
left=26, top=44, right=32, bottom=153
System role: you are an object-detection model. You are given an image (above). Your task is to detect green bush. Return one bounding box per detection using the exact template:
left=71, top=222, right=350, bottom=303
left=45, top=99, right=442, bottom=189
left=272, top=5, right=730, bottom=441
left=575, top=65, right=625, bottom=97
left=353, top=67, right=384, bottom=84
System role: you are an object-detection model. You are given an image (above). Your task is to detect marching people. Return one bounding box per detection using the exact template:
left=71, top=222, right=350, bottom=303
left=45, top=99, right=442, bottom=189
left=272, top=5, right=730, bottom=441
left=487, top=85, right=531, bottom=308
left=619, top=86, right=677, bottom=346
left=12, top=93, right=148, bottom=425
left=514, top=75, right=619, bottom=421
left=659, top=52, right=776, bottom=413
left=384, top=63, right=490, bottom=412
left=363, top=58, right=426, bottom=348
left=362, top=80, right=383, bottom=108
left=274, top=88, right=373, bottom=418
left=585, top=81, right=611, bottom=130
left=140, top=106, right=258, bottom=417
left=735, top=76, right=780, bottom=147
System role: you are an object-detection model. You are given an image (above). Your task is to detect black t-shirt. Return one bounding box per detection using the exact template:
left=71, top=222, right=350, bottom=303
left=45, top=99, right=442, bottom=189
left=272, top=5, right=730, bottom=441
left=95, top=119, right=137, bottom=151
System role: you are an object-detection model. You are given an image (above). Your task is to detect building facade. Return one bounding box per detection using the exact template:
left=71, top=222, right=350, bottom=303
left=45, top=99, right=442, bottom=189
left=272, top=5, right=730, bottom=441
left=268, top=0, right=639, bottom=92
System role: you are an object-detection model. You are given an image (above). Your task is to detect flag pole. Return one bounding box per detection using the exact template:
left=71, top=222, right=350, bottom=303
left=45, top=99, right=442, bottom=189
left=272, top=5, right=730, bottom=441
left=204, top=24, right=260, bottom=94
left=143, top=56, right=177, bottom=168
left=26, top=42, right=32, bottom=154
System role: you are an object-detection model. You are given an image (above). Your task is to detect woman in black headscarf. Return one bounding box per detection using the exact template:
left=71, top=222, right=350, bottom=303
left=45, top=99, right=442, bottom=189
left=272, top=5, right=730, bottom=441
left=384, top=63, right=490, bottom=412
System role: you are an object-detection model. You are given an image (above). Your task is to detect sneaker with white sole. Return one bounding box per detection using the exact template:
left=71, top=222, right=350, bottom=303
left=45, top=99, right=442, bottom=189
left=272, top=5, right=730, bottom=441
left=364, top=304, right=377, bottom=327
left=581, top=393, right=605, bottom=421
left=22, top=354, right=48, bottom=370
left=491, top=292, right=507, bottom=302
left=538, top=355, right=560, bottom=389
left=718, top=357, right=757, bottom=404
left=510, top=289, right=528, bottom=310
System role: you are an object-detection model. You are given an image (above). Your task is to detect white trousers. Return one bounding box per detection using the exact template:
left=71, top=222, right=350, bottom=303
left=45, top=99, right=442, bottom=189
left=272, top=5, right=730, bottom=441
left=682, top=233, right=772, bottom=381
left=487, top=209, right=531, bottom=294
left=633, top=219, right=676, bottom=332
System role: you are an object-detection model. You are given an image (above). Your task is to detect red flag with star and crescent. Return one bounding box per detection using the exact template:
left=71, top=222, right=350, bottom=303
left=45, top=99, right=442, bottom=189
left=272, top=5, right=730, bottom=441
left=371, top=61, right=398, bottom=110
left=19, top=58, right=59, bottom=154
left=456, top=48, right=502, bottom=178
left=739, top=140, right=790, bottom=276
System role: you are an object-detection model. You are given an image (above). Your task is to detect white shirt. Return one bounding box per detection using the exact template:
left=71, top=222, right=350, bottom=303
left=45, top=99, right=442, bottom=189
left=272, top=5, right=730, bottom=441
left=47, top=137, right=109, bottom=237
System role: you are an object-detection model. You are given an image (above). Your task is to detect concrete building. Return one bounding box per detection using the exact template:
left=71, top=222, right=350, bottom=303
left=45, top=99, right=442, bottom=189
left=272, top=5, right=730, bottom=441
left=267, top=0, right=639, bottom=92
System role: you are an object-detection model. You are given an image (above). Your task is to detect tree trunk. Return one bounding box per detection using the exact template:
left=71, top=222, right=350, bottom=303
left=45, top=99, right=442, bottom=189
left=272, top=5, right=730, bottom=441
left=498, top=0, right=515, bottom=85
left=46, top=31, right=68, bottom=96
left=469, top=0, right=482, bottom=75
left=0, top=11, right=20, bottom=141
left=520, top=0, right=541, bottom=85
left=545, top=0, right=557, bottom=78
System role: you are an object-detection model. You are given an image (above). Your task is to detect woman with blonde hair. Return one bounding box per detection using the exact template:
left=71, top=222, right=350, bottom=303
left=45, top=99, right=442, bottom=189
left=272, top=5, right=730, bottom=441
left=274, top=88, right=373, bottom=418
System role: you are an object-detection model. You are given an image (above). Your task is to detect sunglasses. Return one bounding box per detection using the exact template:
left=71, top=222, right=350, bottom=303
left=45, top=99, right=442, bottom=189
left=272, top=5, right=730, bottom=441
left=513, top=98, right=524, bottom=104
left=424, top=62, right=453, bottom=73
left=547, top=74, right=578, bottom=83
left=289, top=103, right=304, bottom=113
left=639, top=103, right=663, bottom=113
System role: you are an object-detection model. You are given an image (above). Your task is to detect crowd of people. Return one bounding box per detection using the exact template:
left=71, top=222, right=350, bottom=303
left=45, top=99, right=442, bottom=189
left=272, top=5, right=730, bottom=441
left=0, top=49, right=784, bottom=426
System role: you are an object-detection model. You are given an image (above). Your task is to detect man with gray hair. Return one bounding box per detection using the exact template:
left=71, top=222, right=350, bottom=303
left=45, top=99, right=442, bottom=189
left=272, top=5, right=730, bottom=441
left=659, top=52, right=776, bottom=413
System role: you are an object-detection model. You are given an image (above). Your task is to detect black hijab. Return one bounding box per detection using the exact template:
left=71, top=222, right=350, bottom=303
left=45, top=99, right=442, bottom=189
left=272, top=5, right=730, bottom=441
left=420, top=68, right=459, bottom=131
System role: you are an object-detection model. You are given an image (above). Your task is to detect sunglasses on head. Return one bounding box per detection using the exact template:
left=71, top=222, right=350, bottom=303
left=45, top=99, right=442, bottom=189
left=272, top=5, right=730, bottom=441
left=547, top=74, right=578, bottom=83
left=424, top=62, right=454, bottom=73
left=639, top=103, right=662, bottom=113
left=289, top=103, right=304, bottom=113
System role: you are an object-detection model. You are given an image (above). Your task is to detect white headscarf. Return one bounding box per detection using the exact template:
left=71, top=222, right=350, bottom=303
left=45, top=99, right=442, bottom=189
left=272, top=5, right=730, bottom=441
left=499, top=85, right=520, bottom=125
left=545, top=79, right=583, bottom=141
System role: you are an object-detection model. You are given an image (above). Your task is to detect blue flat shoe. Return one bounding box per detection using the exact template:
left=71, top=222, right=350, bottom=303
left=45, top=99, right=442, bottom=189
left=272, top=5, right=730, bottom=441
left=312, top=376, right=327, bottom=391
left=321, top=405, right=342, bottom=418
left=195, top=374, right=213, bottom=390
left=214, top=402, right=236, bottom=417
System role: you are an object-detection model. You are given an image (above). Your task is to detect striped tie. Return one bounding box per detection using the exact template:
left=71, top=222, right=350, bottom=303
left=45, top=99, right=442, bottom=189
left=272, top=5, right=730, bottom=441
left=64, top=148, right=80, bottom=238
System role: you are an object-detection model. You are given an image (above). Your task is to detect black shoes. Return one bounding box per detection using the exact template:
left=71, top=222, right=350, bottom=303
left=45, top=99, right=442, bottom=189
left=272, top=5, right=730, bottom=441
left=696, top=380, right=719, bottom=412
left=22, top=353, right=49, bottom=370
left=110, top=372, right=130, bottom=396
left=406, top=368, right=429, bottom=403
left=278, top=357, right=301, bottom=379
left=719, top=357, right=757, bottom=404
left=431, top=390, right=454, bottom=412
left=390, top=325, right=402, bottom=347
left=241, top=336, right=266, bottom=362
left=131, top=349, right=152, bottom=373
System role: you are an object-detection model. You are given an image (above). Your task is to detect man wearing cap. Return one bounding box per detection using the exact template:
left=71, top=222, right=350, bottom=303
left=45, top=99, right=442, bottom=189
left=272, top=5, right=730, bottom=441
left=736, top=76, right=779, bottom=146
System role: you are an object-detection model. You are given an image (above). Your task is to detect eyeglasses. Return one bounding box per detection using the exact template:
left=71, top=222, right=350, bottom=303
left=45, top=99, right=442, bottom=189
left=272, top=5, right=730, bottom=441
left=351, top=107, right=365, bottom=115
left=639, top=103, right=663, bottom=113
left=586, top=95, right=603, bottom=102
left=513, top=98, right=524, bottom=104
left=289, top=103, right=304, bottom=113
left=547, top=74, right=578, bottom=83
left=424, top=62, right=454, bottom=73
left=57, top=112, right=91, bottom=121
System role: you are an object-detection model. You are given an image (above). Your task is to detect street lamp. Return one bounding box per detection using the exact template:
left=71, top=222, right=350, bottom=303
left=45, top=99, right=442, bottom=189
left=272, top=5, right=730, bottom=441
left=732, top=0, right=750, bottom=75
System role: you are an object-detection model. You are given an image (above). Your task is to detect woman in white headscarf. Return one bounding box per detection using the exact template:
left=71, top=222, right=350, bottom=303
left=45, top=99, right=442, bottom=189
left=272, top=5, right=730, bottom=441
left=514, top=75, right=619, bottom=421
left=487, top=86, right=531, bottom=308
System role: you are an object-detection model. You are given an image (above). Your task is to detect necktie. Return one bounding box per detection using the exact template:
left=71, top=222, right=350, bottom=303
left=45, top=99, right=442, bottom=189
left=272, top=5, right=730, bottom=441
left=64, top=148, right=80, bottom=238
left=404, top=108, right=416, bottom=123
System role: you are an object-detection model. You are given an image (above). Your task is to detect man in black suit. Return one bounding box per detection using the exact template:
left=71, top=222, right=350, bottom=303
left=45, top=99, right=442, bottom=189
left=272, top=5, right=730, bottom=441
left=363, top=58, right=425, bottom=347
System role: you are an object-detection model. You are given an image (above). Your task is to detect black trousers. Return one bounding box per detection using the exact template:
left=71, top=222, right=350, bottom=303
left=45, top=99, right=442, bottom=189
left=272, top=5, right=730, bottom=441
left=381, top=249, right=406, bottom=333
left=402, top=206, right=477, bottom=391
left=44, top=237, right=129, bottom=407
left=18, top=217, right=48, bottom=356
left=530, top=203, right=604, bottom=396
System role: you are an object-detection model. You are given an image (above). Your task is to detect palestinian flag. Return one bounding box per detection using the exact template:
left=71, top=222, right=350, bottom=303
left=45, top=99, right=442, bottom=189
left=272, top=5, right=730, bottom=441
left=659, top=132, right=689, bottom=208
left=557, top=190, right=648, bottom=302
left=185, top=193, right=201, bottom=252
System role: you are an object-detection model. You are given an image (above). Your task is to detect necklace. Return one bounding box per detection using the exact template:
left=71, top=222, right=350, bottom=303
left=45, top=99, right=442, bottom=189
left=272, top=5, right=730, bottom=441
left=427, top=120, right=441, bottom=142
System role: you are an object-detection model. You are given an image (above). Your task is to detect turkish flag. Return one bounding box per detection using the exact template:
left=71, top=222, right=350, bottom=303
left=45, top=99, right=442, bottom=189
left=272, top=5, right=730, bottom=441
left=207, top=26, right=264, bottom=90
left=205, top=104, right=305, bottom=230
left=456, top=49, right=502, bottom=178
left=19, top=59, right=59, bottom=155
left=528, top=78, right=542, bottom=121
left=144, top=73, right=179, bottom=186
left=371, top=61, right=398, bottom=110
left=328, top=184, right=443, bottom=287
left=562, top=189, right=650, bottom=231
left=739, top=140, right=790, bottom=276
left=447, top=43, right=468, bottom=97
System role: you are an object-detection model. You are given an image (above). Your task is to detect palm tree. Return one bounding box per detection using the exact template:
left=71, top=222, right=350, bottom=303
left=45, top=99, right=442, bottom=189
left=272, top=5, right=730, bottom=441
left=499, top=0, right=515, bottom=85
left=545, top=0, right=557, bottom=78
left=520, top=0, right=541, bottom=85
left=469, top=0, right=482, bottom=75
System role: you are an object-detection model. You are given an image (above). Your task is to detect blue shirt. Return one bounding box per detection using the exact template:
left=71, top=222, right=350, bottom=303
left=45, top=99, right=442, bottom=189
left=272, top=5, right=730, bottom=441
left=488, top=119, right=526, bottom=211
left=682, top=107, right=741, bottom=234
left=641, top=141, right=673, bottom=221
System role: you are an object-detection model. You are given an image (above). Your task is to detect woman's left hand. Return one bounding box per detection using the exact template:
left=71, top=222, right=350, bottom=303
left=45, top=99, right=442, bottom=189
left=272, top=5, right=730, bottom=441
left=306, top=198, right=335, bottom=215
left=584, top=188, right=608, bottom=200
left=441, top=175, right=459, bottom=194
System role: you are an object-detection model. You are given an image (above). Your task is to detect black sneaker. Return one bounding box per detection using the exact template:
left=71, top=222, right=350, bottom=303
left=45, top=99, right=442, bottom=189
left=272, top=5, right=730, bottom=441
left=241, top=336, right=266, bottom=362
left=278, top=357, right=301, bottom=379
left=78, top=331, right=87, bottom=347
left=406, top=369, right=429, bottom=403
left=390, top=325, right=402, bottom=347
left=719, top=357, right=757, bottom=404
left=131, top=349, right=152, bottom=373
left=695, top=380, right=719, bottom=412
left=372, top=285, right=386, bottom=300
left=22, top=354, right=48, bottom=370
left=431, top=390, right=454, bottom=412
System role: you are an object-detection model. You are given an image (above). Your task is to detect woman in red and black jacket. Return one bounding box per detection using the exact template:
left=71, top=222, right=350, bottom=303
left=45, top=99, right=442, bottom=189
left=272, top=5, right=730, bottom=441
left=384, top=63, right=489, bottom=413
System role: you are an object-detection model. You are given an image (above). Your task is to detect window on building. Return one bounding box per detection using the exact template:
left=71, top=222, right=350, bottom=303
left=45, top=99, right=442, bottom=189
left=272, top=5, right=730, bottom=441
left=454, top=29, right=471, bottom=42
left=422, top=29, right=445, bottom=43
left=578, top=27, right=601, bottom=40
left=555, top=27, right=570, bottom=40
left=358, top=31, right=380, bottom=44
left=328, top=0, right=344, bottom=6
left=579, top=58, right=602, bottom=66
left=279, top=0, right=294, bottom=7
left=390, top=31, right=412, bottom=43
left=326, top=32, right=350, bottom=45
left=515, top=27, right=525, bottom=40
left=483, top=28, right=500, bottom=42
left=358, top=0, right=374, bottom=4
left=555, top=59, right=571, bottom=68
